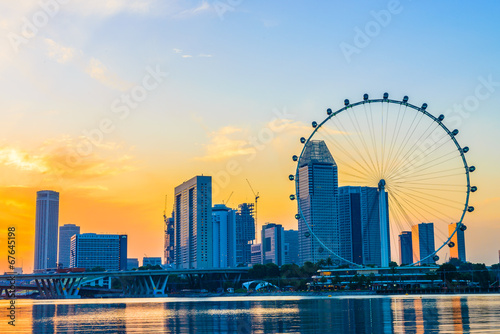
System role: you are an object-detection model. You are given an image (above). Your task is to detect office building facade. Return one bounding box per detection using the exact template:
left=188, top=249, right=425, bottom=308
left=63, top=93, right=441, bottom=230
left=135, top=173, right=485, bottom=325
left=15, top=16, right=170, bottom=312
left=127, top=258, right=139, bottom=270
left=164, top=213, right=175, bottom=266
left=212, top=204, right=237, bottom=268
left=70, top=233, right=127, bottom=271
left=58, top=224, right=80, bottom=268
left=338, top=186, right=390, bottom=267
left=284, top=229, right=299, bottom=264
left=251, top=243, right=262, bottom=265
left=235, top=203, right=255, bottom=266
left=298, top=140, right=339, bottom=265
left=399, top=231, right=413, bottom=265
left=143, top=257, right=162, bottom=267
left=261, top=223, right=285, bottom=266
left=34, top=190, right=60, bottom=272
left=448, top=223, right=466, bottom=262
left=174, top=175, right=212, bottom=269
left=412, top=223, right=435, bottom=265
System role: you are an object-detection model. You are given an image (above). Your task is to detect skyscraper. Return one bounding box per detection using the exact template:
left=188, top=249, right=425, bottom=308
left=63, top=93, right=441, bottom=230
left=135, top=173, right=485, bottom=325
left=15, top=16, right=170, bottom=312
left=34, top=190, right=60, bottom=272
left=70, top=233, right=127, bottom=271
left=58, top=224, right=80, bottom=268
left=261, top=223, right=285, bottom=266
left=235, top=203, right=255, bottom=266
left=298, top=140, right=338, bottom=265
left=164, top=213, right=175, bottom=266
left=338, top=186, right=390, bottom=266
left=212, top=204, right=237, bottom=268
left=448, top=223, right=466, bottom=262
left=284, top=229, right=299, bottom=264
left=174, top=175, right=212, bottom=269
left=412, top=223, right=435, bottom=265
left=399, top=231, right=413, bottom=265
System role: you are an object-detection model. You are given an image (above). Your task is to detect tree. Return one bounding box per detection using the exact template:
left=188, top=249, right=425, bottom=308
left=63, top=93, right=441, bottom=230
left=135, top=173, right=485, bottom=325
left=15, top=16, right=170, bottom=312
left=89, top=266, right=106, bottom=272
left=249, top=264, right=267, bottom=279
left=265, top=263, right=280, bottom=278
left=389, top=261, right=398, bottom=268
left=437, top=263, right=459, bottom=284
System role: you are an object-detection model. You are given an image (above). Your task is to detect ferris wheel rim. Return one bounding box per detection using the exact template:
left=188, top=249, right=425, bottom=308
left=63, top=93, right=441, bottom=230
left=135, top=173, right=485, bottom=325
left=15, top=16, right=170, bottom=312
left=293, top=94, right=473, bottom=267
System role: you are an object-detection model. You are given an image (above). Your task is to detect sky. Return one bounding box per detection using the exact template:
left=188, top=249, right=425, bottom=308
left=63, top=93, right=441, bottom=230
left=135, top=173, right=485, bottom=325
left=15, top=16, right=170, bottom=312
left=0, top=0, right=499, bottom=273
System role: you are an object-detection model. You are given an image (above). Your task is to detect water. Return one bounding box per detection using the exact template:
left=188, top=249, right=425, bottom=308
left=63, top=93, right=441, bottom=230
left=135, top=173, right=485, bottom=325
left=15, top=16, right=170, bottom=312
left=2, top=294, right=500, bottom=333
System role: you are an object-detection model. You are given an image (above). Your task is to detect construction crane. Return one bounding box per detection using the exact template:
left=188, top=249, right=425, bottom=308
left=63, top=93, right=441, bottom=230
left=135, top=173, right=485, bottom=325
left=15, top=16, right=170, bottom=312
left=224, top=191, right=234, bottom=205
left=163, top=195, right=168, bottom=225
left=246, top=179, right=259, bottom=238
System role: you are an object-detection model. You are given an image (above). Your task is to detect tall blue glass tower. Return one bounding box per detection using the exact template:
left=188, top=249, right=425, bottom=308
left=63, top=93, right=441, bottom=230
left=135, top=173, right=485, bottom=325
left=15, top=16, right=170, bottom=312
left=34, top=190, right=59, bottom=272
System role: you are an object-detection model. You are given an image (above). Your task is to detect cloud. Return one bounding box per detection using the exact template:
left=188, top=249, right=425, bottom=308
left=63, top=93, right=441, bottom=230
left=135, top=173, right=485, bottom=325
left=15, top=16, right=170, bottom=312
left=44, top=38, right=77, bottom=63
left=182, top=55, right=193, bottom=58
left=197, top=126, right=255, bottom=161
left=173, top=48, right=182, bottom=53
left=177, top=1, right=211, bottom=17
left=0, top=137, right=136, bottom=183
left=86, top=57, right=132, bottom=91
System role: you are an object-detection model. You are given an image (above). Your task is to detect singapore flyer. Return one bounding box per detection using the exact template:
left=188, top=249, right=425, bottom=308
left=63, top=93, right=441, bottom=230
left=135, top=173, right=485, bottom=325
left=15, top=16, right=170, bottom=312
left=291, top=93, right=476, bottom=267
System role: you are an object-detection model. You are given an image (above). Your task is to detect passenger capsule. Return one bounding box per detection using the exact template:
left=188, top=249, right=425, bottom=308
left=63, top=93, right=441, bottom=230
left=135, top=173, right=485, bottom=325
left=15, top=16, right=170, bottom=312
left=463, top=146, right=469, bottom=153
left=422, top=103, right=428, bottom=110
left=438, top=114, right=445, bottom=121
left=467, top=206, right=474, bottom=212
left=471, top=186, right=477, bottom=192
left=344, top=99, right=350, bottom=106
left=452, top=129, right=459, bottom=136
left=448, top=241, right=455, bottom=248
left=289, top=175, right=294, bottom=181
left=327, top=108, right=332, bottom=115
left=363, top=93, right=369, bottom=101
left=295, top=214, right=300, bottom=220
left=289, top=194, right=295, bottom=200
left=469, top=166, right=475, bottom=172
left=433, top=255, right=439, bottom=262
left=318, top=247, right=324, bottom=253
left=304, top=232, right=311, bottom=238
left=403, top=96, right=409, bottom=103
left=312, top=121, right=317, bottom=128
left=460, top=224, right=467, bottom=231
left=292, top=155, right=298, bottom=162
left=300, top=137, right=306, bottom=144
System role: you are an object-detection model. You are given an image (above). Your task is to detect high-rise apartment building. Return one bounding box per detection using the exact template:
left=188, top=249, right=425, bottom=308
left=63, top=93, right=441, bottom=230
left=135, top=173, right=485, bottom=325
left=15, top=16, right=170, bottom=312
left=127, top=258, right=139, bottom=270
left=399, top=231, right=413, bottom=265
left=143, top=257, right=162, bottom=267
left=70, top=233, right=127, bottom=271
left=212, top=204, right=237, bottom=268
left=174, top=175, right=212, bottom=269
left=298, top=140, right=339, bottom=265
left=251, top=243, right=262, bottom=265
left=164, top=213, right=175, bottom=266
left=412, top=223, right=435, bottom=265
left=235, top=203, right=255, bottom=266
left=58, top=224, right=80, bottom=268
left=338, top=186, right=390, bottom=267
left=34, top=190, right=60, bottom=272
left=261, top=223, right=285, bottom=266
left=448, top=223, right=466, bottom=262
left=284, top=229, right=299, bottom=264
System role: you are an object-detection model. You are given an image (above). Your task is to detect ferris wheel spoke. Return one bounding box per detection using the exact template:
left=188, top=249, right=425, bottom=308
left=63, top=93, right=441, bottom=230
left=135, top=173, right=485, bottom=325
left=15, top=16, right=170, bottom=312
left=389, top=185, right=464, bottom=211
left=365, top=103, right=381, bottom=178
left=392, top=166, right=464, bottom=183
left=390, top=184, right=465, bottom=206
left=384, top=104, right=406, bottom=176
left=347, top=106, right=379, bottom=177
left=388, top=190, right=428, bottom=229
left=391, top=154, right=462, bottom=181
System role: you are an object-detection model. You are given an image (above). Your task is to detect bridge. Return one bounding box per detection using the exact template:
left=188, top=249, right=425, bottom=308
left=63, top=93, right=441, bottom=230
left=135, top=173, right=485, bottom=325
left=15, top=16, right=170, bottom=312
left=0, top=268, right=249, bottom=299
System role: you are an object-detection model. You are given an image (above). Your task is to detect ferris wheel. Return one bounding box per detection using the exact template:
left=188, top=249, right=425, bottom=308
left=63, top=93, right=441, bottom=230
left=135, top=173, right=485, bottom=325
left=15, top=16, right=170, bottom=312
left=290, top=93, right=476, bottom=267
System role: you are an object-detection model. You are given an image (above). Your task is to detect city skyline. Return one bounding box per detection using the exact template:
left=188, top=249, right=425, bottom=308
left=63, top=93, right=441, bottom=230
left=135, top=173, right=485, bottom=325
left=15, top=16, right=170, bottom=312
left=1, top=2, right=500, bottom=274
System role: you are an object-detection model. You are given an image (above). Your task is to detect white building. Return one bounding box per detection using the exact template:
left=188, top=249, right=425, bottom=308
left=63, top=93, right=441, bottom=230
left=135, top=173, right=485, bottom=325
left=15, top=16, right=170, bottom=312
left=34, top=190, right=60, bottom=272
left=212, top=204, right=237, bottom=268
left=58, top=224, right=80, bottom=268
left=174, top=176, right=213, bottom=269
left=261, top=223, right=285, bottom=266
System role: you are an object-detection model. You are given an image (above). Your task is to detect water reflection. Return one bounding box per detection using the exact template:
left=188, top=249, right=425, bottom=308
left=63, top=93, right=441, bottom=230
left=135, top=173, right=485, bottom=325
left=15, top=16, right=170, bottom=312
left=1, top=294, right=496, bottom=333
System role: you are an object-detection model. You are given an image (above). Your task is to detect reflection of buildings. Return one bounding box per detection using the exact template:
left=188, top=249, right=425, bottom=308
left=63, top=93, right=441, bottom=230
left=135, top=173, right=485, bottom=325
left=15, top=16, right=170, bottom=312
left=399, top=231, right=413, bottom=265
left=212, top=204, right=237, bottom=268
left=58, top=224, right=80, bottom=269
left=70, top=233, right=127, bottom=270
left=338, top=186, right=390, bottom=266
left=235, top=203, right=255, bottom=266
left=261, top=223, right=285, bottom=266
left=34, top=190, right=60, bottom=272
left=298, top=140, right=339, bottom=265
left=412, top=223, right=435, bottom=265
left=449, top=223, right=466, bottom=262
left=174, top=175, right=212, bottom=269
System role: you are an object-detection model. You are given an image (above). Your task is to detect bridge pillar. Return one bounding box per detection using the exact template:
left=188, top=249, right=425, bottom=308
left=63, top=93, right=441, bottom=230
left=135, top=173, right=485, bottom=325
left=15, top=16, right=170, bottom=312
left=34, top=277, right=82, bottom=299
